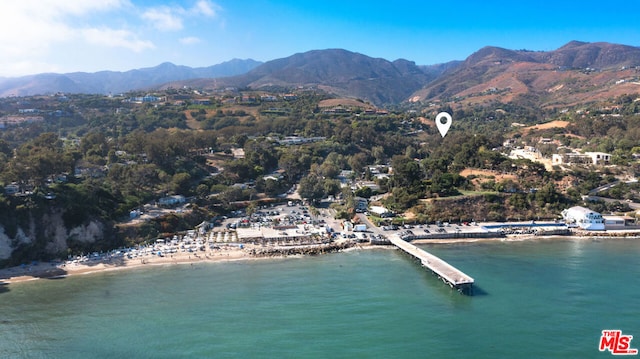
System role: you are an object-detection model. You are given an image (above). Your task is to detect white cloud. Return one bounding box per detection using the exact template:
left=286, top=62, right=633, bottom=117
left=180, top=37, right=202, bottom=45
left=0, top=1, right=128, bottom=56
left=192, top=0, right=218, bottom=17
left=0, top=1, right=223, bottom=76
left=0, top=0, right=153, bottom=76
left=142, top=7, right=184, bottom=31
left=142, top=1, right=219, bottom=31
left=82, top=28, right=155, bottom=52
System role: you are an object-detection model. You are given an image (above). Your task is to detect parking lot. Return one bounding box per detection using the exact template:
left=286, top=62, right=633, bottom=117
left=217, top=201, right=346, bottom=244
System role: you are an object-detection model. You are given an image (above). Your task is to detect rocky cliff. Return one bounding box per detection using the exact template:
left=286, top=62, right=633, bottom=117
left=0, top=207, right=117, bottom=267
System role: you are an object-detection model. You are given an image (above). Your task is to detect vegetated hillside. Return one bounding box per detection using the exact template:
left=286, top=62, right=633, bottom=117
left=0, top=59, right=262, bottom=97
left=165, top=49, right=448, bottom=106
left=534, top=41, right=640, bottom=69
left=414, top=193, right=568, bottom=223
left=412, top=41, right=640, bottom=107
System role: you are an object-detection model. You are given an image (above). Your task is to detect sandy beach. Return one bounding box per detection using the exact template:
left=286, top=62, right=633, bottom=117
left=0, top=239, right=359, bottom=285
left=0, top=244, right=254, bottom=285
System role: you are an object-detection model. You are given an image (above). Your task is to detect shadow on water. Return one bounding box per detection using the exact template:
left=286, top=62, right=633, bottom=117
left=413, top=262, right=489, bottom=299
left=469, top=285, right=489, bottom=296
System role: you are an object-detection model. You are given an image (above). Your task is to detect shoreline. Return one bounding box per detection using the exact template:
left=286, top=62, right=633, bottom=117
left=0, top=245, right=253, bottom=285
left=0, top=241, right=360, bottom=285
left=2, top=230, right=639, bottom=286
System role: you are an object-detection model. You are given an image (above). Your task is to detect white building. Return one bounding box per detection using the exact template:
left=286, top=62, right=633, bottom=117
left=369, top=206, right=390, bottom=216
left=552, top=152, right=611, bottom=166
left=561, top=206, right=605, bottom=230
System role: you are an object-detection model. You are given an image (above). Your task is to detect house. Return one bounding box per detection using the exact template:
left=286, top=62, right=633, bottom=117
left=158, top=195, right=186, bottom=206
left=354, top=197, right=368, bottom=212
left=561, top=206, right=605, bottom=230
left=4, top=184, right=19, bottom=195
left=356, top=181, right=380, bottom=192
left=130, top=95, right=162, bottom=103
left=231, top=148, right=245, bottom=159
left=337, top=170, right=355, bottom=187
left=277, top=136, right=326, bottom=146
left=193, top=99, right=211, bottom=105
left=260, top=95, right=277, bottom=102
left=585, top=152, right=611, bottom=165
left=552, top=152, right=611, bottom=166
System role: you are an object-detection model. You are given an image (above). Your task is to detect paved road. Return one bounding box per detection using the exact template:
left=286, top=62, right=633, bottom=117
left=584, top=196, right=640, bottom=210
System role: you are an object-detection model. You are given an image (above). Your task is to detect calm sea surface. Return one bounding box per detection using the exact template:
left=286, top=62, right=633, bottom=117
left=1, top=238, right=639, bottom=358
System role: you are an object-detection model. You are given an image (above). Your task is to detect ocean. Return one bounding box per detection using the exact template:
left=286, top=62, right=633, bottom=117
left=1, top=237, right=639, bottom=358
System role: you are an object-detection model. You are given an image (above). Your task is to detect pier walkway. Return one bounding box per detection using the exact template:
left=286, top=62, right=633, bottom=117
left=388, top=235, right=474, bottom=294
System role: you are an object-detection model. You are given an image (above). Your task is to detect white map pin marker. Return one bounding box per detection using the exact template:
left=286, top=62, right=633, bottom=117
left=435, top=112, right=452, bottom=138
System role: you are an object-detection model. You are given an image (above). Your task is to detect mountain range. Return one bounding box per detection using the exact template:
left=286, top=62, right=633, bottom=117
left=0, top=59, right=262, bottom=97
left=161, top=49, right=445, bottom=105
left=413, top=41, right=640, bottom=107
left=2, top=41, right=640, bottom=107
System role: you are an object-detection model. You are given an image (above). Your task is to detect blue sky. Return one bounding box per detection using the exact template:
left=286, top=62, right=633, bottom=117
left=0, top=0, right=638, bottom=77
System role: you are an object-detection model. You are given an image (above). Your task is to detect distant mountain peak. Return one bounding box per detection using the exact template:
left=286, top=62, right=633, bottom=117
left=465, top=46, right=535, bottom=66
left=559, top=40, right=590, bottom=49
left=0, top=59, right=263, bottom=97
left=164, top=48, right=438, bottom=105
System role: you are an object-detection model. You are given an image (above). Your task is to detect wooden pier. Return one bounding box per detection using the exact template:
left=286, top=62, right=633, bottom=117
left=388, top=235, right=474, bottom=294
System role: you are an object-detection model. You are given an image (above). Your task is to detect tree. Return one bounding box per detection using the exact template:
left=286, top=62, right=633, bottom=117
left=390, top=155, right=422, bottom=187
left=171, top=172, right=192, bottom=195
left=195, top=184, right=210, bottom=199
left=348, top=152, right=369, bottom=174
left=372, top=146, right=387, bottom=164
left=10, top=132, right=73, bottom=186
left=298, top=174, right=326, bottom=203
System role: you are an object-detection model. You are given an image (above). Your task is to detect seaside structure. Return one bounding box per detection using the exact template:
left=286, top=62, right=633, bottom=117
left=602, top=215, right=636, bottom=229
left=388, top=234, right=474, bottom=294
left=561, top=206, right=605, bottom=230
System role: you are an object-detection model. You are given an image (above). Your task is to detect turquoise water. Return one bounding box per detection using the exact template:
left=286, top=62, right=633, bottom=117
left=1, top=238, right=639, bottom=358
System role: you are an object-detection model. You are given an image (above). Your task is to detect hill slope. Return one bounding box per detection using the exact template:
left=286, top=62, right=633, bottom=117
left=412, top=41, right=640, bottom=107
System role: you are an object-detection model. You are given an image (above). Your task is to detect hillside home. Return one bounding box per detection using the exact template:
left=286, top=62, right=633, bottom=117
left=4, top=184, right=19, bottom=195
left=552, top=152, right=611, bottom=166
left=193, top=99, right=211, bottom=105
left=158, top=195, right=186, bottom=207
left=231, top=148, right=245, bottom=159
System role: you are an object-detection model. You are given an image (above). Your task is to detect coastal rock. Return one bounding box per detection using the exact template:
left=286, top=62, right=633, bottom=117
left=0, top=227, right=12, bottom=260
left=251, top=242, right=357, bottom=257
left=68, top=221, right=104, bottom=244
left=0, top=208, right=109, bottom=267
